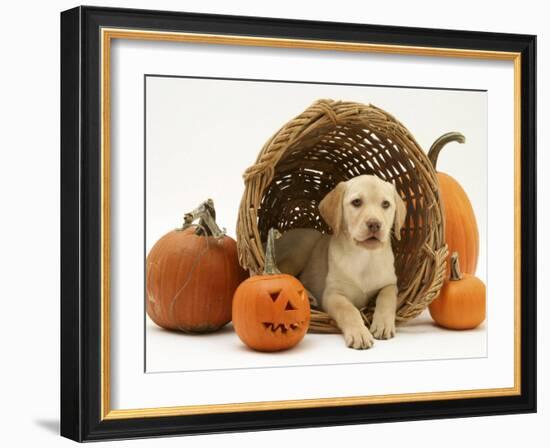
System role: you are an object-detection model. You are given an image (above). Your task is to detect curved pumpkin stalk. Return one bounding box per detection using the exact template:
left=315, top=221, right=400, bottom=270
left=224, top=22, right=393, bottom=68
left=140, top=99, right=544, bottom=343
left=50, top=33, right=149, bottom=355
left=428, top=132, right=466, bottom=168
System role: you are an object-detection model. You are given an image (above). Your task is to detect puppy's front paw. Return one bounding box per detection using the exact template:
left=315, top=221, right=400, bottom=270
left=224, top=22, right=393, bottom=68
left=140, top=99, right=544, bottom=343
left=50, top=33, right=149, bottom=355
left=370, top=313, right=396, bottom=340
left=343, top=324, right=374, bottom=350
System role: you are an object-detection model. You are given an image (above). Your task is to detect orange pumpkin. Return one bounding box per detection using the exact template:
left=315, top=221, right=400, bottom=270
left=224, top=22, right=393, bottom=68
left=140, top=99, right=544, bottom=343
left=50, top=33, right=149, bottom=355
left=232, top=229, right=310, bottom=352
left=429, top=132, right=479, bottom=276
left=429, top=252, right=486, bottom=330
left=146, top=200, right=248, bottom=333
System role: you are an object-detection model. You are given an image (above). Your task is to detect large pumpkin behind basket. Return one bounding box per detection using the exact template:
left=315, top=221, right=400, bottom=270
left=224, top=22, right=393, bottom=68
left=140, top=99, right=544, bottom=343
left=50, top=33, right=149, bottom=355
left=236, top=99, right=449, bottom=332
left=428, top=132, right=479, bottom=276
left=146, top=200, right=248, bottom=333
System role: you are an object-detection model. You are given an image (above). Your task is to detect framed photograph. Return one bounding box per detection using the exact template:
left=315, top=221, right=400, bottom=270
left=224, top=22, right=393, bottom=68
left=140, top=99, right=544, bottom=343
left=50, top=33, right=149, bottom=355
left=60, top=6, right=536, bottom=442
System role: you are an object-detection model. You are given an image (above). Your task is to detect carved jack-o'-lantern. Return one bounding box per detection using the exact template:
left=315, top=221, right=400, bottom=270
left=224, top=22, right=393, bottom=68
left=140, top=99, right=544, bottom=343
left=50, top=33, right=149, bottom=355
left=232, top=229, right=310, bottom=352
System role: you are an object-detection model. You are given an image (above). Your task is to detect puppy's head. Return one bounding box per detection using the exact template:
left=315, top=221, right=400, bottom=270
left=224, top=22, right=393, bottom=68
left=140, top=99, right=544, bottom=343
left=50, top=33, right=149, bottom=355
left=319, top=175, right=407, bottom=249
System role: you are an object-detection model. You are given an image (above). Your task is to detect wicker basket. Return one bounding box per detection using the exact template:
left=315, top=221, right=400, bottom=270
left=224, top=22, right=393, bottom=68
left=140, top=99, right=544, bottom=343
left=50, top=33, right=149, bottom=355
left=236, top=99, right=448, bottom=333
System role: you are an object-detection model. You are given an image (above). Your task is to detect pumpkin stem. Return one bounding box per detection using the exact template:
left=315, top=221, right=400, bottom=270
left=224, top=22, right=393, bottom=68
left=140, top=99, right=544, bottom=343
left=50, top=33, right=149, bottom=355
left=449, top=252, right=463, bottom=281
left=263, top=228, right=282, bottom=275
left=179, top=199, right=226, bottom=239
left=428, top=132, right=466, bottom=169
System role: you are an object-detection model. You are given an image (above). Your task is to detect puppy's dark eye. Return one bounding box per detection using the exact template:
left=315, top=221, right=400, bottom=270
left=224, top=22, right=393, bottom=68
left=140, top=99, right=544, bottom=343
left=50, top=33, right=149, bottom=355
left=351, top=198, right=362, bottom=207
left=381, top=200, right=391, bottom=209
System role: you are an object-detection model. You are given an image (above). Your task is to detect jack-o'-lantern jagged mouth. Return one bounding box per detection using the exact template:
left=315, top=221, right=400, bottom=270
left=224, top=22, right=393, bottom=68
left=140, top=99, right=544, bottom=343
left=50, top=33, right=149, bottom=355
left=261, top=321, right=306, bottom=333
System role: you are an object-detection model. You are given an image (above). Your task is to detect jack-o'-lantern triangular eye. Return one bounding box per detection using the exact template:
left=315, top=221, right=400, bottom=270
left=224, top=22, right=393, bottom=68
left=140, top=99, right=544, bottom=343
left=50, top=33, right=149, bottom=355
left=269, top=290, right=282, bottom=302
left=285, top=301, right=296, bottom=311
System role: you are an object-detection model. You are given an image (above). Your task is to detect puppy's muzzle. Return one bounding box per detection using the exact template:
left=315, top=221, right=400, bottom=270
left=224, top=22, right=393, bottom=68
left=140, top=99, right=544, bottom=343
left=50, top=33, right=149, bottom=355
left=355, top=219, right=384, bottom=247
left=366, top=219, right=381, bottom=234
left=363, top=219, right=384, bottom=244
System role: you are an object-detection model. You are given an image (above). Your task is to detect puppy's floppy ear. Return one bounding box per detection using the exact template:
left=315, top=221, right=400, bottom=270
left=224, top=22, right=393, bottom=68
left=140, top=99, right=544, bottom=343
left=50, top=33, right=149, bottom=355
left=319, top=181, right=346, bottom=235
left=393, top=186, right=407, bottom=240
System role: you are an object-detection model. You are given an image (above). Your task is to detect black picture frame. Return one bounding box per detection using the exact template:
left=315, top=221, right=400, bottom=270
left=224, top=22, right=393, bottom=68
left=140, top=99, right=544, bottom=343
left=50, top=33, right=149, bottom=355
left=61, top=5, right=536, bottom=442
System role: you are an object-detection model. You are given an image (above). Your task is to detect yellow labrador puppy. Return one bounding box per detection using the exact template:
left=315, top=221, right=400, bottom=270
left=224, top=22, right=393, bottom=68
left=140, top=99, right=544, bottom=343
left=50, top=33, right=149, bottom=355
left=275, top=175, right=407, bottom=349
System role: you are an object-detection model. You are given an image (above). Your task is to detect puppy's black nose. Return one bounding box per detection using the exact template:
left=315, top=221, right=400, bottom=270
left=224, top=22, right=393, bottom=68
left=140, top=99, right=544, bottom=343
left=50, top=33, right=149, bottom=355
left=366, top=219, right=381, bottom=233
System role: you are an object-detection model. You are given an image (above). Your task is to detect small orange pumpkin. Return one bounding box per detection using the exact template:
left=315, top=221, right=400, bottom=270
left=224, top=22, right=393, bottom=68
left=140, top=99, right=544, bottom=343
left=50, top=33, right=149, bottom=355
left=146, top=200, right=248, bottom=333
left=429, top=252, right=486, bottom=330
left=232, top=229, right=310, bottom=352
left=429, top=132, right=479, bottom=276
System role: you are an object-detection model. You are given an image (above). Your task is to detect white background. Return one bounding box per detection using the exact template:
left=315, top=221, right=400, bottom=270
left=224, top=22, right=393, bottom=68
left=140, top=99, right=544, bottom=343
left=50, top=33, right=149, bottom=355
left=0, top=0, right=546, bottom=447
left=145, top=77, right=488, bottom=275
left=143, top=74, right=489, bottom=373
